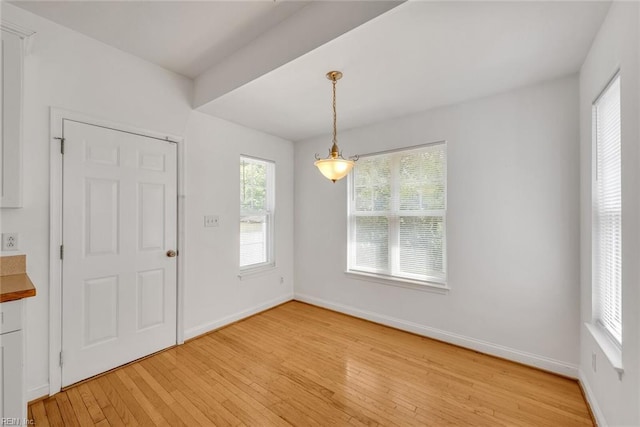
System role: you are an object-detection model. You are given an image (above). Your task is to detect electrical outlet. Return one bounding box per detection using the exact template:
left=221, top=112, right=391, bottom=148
left=2, top=233, right=19, bottom=251
left=280, top=277, right=284, bottom=284
left=592, top=352, right=597, bottom=372
left=204, top=215, right=219, bottom=227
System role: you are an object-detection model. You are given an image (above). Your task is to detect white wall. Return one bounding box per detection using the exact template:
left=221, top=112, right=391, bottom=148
left=183, top=112, right=294, bottom=339
left=0, top=3, right=192, bottom=399
left=0, top=3, right=295, bottom=400
left=295, top=75, right=581, bottom=376
left=578, top=2, right=640, bottom=426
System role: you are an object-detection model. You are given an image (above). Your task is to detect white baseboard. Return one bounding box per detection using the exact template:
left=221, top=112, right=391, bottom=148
left=294, top=293, right=579, bottom=378
left=578, top=369, right=606, bottom=426
left=27, top=383, right=50, bottom=402
left=183, top=293, right=294, bottom=340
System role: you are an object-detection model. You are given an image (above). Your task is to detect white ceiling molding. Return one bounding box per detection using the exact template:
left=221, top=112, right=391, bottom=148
left=1, top=19, right=35, bottom=37
left=1, top=19, right=36, bottom=54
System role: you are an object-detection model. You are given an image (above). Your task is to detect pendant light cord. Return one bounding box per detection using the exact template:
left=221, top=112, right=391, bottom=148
left=314, top=70, right=357, bottom=175
left=332, top=79, right=338, bottom=145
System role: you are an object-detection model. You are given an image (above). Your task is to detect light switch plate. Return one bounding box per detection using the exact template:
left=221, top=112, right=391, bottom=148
left=204, top=215, right=219, bottom=227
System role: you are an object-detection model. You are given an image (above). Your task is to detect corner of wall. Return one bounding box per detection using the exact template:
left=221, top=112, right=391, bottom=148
left=578, top=369, right=607, bottom=427
left=183, top=293, right=294, bottom=341
left=27, top=384, right=50, bottom=403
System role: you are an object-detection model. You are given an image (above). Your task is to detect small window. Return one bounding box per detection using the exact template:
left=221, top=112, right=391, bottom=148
left=348, top=143, right=446, bottom=286
left=240, top=156, right=275, bottom=271
left=592, top=74, right=622, bottom=345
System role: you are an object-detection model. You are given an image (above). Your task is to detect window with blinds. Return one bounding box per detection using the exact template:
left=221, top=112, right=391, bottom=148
left=240, top=156, right=275, bottom=270
left=593, top=74, right=622, bottom=346
left=348, top=143, right=447, bottom=285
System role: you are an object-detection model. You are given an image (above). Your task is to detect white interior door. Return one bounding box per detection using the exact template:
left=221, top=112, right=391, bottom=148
left=61, top=120, right=177, bottom=387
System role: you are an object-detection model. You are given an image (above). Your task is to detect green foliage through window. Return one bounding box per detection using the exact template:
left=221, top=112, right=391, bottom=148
left=240, top=159, right=267, bottom=212
left=240, top=156, right=275, bottom=269
left=348, top=143, right=447, bottom=284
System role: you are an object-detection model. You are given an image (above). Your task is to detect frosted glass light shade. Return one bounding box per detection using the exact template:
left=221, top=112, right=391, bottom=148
left=314, top=158, right=355, bottom=182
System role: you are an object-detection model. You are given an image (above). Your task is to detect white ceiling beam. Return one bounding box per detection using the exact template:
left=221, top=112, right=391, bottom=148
left=193, top=1, right=402, bottom=109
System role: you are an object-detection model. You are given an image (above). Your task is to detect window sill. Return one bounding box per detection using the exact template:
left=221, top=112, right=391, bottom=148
left=238, top=263, right=276, bottom=280
left=585, top=322, right=624, bottom=378
left=344, top=270, right=449, bottom=294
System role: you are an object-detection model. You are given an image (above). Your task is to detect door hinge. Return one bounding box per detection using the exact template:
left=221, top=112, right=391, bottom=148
left=54, top=137, right=65, bottom=154
left=59, top=351, right=63, bottom=367
left=59, top=245, right=64, bottom=260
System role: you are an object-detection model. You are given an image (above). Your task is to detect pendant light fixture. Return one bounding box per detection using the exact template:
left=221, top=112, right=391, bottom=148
left=315, top=70, right=358, bottom=182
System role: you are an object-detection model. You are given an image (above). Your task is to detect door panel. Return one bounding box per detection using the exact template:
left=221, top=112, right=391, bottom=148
left=137, top=269, right=165, bottom=330
left=83, top=275, right=118, bottom=346
left=85, top=178, right=120, bottom=256
left=139, top=183, right=165, bottom=251
left=62, top=120, right=177, bottom=387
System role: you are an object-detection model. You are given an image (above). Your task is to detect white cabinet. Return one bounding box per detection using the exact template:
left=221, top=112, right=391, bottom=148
left=1, top=22, right=34, bottom=208
left=0, top=300, right=25, bottom=420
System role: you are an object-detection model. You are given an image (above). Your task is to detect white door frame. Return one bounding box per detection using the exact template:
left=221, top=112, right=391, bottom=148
left=48, top=108, right=186, bottom=396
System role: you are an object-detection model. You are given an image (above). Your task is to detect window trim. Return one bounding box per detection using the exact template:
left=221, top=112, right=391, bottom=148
left=344, top=271, right=450, bottom=293
left=591, top=70, right=622, bottom=354
left=585, top=323, right=623, bottom=378
left=239, top=155, right=276, bottom=274
left=346, top=141, right=447, bottom=289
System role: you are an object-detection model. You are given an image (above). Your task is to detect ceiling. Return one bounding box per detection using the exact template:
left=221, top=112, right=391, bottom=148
left=199, top=1, right=611, bottom=141
left=11, top=0, right=310, bottom=79
left=10, top=1, right=611, bottom=142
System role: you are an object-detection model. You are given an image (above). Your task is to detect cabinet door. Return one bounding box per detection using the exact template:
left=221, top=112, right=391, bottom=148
left=0, top=330, right=24, bottom=419
left=1, top=29, right=24, bottom=208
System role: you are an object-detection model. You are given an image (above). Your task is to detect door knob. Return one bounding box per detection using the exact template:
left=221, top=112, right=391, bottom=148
left=166, top=250, right=177, bottom=258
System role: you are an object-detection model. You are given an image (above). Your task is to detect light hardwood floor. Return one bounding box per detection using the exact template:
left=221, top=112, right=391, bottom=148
left=30, top=301, right=593, bottom=426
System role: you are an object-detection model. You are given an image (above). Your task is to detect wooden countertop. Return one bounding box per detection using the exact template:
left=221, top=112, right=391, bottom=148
left=0, top=273, right=36, bottom=302
left=0, top=255, right=37, bottom=302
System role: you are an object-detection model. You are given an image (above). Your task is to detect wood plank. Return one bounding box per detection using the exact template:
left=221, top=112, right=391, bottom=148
left=95, top=376, right=140, bottom=426
left=86, top=377, right=125, bottom=426
left=153, top=351, right=241, bottom=426
left=114, top=368, right=169, bottom=426
left=103, top=373, right=156, bottom=425
left=54, top=392, right=81, bottom=427
left=172, top=355, right=279, bottom=425
left=77, top=383, right=107, bottom=424
left=134, top=360, right=202, bottom=426
left=42, top=398, right=64, bottom=427
left=65, top=387, right=96, bottom=426
left=29, top=301, right=594, bottom=426
left=122, top=365, right=186, bottom=427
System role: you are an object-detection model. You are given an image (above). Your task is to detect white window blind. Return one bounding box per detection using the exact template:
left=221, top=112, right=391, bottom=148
left=593, top=75, right=622, bottom=345
left=348, top=143, right=446, bottom=284
left=240, top=156, right=275, bottom=270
